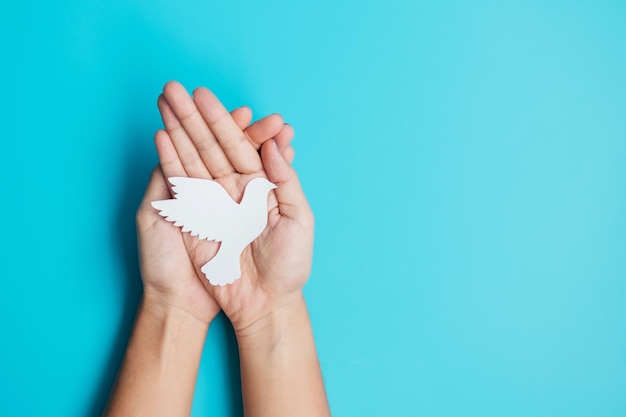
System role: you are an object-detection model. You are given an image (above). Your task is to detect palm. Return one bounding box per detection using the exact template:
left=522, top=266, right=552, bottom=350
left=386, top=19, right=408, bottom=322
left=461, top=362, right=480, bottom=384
left=137, top=171, right=220, bottom=323
left=138, top=92, right=301, bottom=325
left=181, top=170, right=313, bottom=327
left=154, top=81, right=313, bottom=330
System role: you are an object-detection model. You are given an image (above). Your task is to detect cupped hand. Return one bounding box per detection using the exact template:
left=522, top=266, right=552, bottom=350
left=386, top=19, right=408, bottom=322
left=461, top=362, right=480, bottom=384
left=136, top=98, right=300, bottom=326
left=153, top=81, right=314, bottom=332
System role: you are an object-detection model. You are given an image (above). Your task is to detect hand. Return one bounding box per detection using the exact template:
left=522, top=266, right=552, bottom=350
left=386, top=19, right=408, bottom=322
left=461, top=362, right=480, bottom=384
left=153, top=81, right=314, bottom=332
left=136, top=101, right=298, bottom=325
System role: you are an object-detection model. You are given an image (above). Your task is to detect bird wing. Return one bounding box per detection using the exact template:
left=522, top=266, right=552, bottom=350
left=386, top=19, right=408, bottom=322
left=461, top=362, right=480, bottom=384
left=151, top=177, right=239, bottom=242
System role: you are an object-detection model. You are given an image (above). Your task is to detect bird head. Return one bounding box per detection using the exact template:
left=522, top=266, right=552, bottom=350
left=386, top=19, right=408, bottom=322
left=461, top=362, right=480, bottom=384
left=250, top=177, right=278, bottom=191
left=242, top=177, right=278, bottom=204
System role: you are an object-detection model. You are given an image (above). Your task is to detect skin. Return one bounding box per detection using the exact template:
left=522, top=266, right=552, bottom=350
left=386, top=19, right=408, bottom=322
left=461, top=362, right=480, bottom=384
left=105, top=82, right=330, bottom=417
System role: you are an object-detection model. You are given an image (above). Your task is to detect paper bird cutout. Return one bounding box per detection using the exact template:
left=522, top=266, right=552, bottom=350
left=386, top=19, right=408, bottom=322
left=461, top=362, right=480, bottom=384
left=151, top=177, right=277, bottom=286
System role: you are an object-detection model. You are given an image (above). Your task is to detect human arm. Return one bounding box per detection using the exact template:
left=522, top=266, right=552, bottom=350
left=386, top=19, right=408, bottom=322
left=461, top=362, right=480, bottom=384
left=104, top=166, right=214, bottom=417
left=237, top=293, right=329, bottom=417
left=153, top=81, right=331, bottom=417
left=103, top=282, right=209, bottom=417
left=104, top=103, right=295, bottom=417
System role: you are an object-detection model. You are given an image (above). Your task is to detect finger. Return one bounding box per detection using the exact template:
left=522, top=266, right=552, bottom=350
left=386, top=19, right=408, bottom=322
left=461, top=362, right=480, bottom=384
left=261, top=140, right=311, bottom=222
left=274, top=123, right=295, bottom=151
left=138, top=166, right=170, bottom=217
left=231, top=106, right=253, bottom=130
left=144, top=166, right=170, bottom=200
left=243, top=113, right=284, bottom=150
left=193, top=87, right=263, bottom=174
left=232, top=108, right=294, bottom=156
left=282, top=145, right=295, bottom=164
left=162, top=81, right=233, bottom=178
left=235, top=109, right=292, bottom=154
left=154, top=129, right=186, bottom=181
left=154, top=129, right=186, bottom=198
left=158, top=93, right=212, bottom=179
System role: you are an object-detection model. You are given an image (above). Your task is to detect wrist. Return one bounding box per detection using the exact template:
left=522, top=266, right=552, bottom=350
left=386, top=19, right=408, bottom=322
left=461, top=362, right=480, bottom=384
left=235, top=292, right=329, bottom=417
left=141, top=291, right=212, bottom=334
left=107, top=294, right=209, bottom=417
left=234, top=292, right=309, bottom=348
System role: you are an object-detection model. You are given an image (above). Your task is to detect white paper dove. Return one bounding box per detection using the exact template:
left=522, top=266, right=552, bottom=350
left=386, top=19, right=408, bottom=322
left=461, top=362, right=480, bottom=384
left=151, top=177, right=277, bottom=286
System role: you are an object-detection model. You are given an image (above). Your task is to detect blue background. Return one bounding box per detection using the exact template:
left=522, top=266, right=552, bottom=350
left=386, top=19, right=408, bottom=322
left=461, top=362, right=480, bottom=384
left=1, top=1, right=625, bottom=416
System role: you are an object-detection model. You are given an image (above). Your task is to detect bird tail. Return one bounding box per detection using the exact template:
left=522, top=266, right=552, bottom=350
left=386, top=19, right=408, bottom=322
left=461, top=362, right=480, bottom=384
left=201, top=243, right=242, bottom=286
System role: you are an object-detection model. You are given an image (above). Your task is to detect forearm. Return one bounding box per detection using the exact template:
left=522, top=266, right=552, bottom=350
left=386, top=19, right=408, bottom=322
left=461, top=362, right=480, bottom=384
left=236, top=293, right=330, bottom=417
left=104, top=294, right=209, bottom=417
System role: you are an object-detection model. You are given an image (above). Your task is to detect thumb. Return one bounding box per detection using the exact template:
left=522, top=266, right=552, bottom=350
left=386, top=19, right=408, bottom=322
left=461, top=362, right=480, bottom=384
left=261, top=140, right=311, bottom=222
left=137, top=165, right=170, bottom=219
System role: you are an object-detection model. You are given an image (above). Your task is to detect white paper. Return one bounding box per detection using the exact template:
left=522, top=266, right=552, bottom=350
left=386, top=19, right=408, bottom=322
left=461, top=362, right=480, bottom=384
left=151, top=177, right=277, bottom=286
